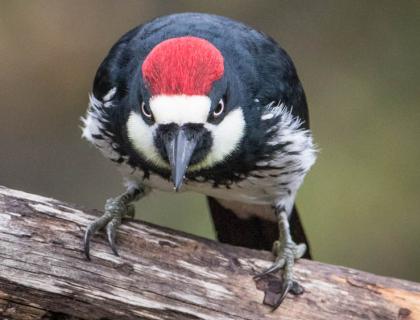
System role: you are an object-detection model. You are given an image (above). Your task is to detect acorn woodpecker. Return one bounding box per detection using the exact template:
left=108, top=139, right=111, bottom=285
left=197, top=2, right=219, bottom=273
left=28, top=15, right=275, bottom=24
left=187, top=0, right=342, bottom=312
left=82, top=12, right=317, bottom=308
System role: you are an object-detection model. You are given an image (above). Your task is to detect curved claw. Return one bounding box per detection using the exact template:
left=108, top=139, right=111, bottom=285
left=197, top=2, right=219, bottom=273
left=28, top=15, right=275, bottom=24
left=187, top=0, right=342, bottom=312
left=83, top=189, right=142, bottom=260
left=271, top=280, right=304, bottom=311
left=83, top=214, right=113, bottom=260
left=255, top=241, right=307, bottom=309
left=272, top=280, right=292, bottom=311
left=106, top=217, right=121, bottom=256
left=83, top=227, right=93, bottom=261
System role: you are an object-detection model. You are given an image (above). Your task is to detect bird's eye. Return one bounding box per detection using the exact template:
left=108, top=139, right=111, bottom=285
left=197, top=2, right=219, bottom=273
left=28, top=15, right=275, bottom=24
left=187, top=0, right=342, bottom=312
left=213, top=99, right=225, bottom=117
left=141, top=102, right=153, bottom=118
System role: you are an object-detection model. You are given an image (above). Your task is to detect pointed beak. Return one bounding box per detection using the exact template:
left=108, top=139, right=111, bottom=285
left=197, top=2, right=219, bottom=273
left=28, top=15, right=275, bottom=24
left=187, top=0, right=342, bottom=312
left=164, top=128, right=199, bottom=191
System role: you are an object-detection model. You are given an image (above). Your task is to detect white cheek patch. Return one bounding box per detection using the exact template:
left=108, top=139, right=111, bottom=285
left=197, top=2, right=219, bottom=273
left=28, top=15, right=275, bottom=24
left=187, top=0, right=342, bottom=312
left=150, top=95, right=211, bottom=124
left=191, top=108, right=246, bottom=170
left=126, top=111, right=169, bottom=168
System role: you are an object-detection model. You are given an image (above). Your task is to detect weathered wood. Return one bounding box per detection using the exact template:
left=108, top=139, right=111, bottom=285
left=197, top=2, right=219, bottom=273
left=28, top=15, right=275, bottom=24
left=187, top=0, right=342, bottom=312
left=0, top=185, right=419, bottom=320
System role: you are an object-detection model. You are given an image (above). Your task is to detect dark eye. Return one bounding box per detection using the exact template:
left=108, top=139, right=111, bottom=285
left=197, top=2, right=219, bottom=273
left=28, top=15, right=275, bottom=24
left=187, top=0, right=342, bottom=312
left=213, top=99, right=225, bottom=117
left=141, top=102, right=153, bottom=118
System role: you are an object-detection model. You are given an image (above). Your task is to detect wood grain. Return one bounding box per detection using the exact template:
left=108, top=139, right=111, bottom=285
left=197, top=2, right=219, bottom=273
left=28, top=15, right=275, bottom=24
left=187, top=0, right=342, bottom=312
left=0, top=185, right=419, bottom=319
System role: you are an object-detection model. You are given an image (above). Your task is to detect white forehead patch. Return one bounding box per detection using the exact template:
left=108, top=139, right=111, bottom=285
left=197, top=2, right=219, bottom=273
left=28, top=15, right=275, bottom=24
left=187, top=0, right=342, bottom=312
left=150, top=95, right=211, bottom=124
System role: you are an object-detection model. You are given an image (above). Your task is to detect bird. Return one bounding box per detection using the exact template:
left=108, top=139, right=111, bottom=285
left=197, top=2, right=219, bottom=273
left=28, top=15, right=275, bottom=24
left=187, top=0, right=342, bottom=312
left=81, top=12, right=317, bottom=309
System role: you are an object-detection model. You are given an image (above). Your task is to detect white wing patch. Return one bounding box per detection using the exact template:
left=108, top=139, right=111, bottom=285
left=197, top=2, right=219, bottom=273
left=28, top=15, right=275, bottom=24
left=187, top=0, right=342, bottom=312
left=260, top=102, right=317, bottom=172
left=81, top=88, right=122, bottom=162
left=254, top=102, right=318, bottom=212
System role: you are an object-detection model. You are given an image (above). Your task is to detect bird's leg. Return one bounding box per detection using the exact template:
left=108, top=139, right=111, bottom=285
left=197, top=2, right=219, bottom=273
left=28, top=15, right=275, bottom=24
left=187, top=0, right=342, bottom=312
left=254, top=206, right=306, bottom=309
left=83, top=187, right=144, bottom=260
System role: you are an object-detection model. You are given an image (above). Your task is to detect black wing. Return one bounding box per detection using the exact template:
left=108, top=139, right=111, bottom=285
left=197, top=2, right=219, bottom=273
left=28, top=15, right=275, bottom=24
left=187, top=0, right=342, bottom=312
left=208, top=197, right=312, bottom=259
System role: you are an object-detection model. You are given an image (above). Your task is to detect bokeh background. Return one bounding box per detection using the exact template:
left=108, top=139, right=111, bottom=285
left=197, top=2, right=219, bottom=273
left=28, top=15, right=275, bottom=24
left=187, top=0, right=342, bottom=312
left=1, top=1, right=419, bottom=282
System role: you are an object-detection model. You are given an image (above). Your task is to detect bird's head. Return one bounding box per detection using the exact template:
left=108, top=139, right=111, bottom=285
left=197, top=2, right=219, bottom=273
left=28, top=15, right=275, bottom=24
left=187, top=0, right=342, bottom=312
left=126, top=36, right=246, bottom=190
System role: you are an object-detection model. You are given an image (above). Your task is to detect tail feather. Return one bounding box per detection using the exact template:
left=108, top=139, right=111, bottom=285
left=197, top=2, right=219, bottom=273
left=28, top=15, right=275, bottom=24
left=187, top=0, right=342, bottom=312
left=207, top=197, right=311, bottom=259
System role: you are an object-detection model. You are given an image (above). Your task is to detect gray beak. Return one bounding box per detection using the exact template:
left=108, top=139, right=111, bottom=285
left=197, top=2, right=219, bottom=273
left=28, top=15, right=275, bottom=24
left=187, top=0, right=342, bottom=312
left=164, top=128, right=198, bottom=191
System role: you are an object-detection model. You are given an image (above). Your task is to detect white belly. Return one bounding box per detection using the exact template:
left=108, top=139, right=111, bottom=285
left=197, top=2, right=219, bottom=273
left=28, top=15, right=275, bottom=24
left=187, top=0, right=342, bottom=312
left=120, top=165, right=293, bottom=206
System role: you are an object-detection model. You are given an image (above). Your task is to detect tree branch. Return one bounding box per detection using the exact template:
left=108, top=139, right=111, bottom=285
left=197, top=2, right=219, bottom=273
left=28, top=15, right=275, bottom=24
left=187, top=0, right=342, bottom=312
left=0, top=185, right=419, bottom=319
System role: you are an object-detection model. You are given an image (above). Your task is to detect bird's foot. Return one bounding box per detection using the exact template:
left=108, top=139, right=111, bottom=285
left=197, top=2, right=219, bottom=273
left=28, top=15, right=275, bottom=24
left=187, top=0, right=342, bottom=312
left=83, top=196, right=135, bottom=260
left=254, top=240, right=306, bottom=310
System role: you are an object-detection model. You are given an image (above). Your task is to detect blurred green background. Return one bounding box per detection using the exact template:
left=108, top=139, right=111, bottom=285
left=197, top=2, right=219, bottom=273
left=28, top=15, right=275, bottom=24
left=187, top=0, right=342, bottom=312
left=1, top=1, right=419, bottom=282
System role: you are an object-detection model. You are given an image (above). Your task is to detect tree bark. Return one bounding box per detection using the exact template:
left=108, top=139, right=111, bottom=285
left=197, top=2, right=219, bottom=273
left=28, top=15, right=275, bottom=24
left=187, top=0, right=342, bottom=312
left=0, top=185, right=419, bottom=320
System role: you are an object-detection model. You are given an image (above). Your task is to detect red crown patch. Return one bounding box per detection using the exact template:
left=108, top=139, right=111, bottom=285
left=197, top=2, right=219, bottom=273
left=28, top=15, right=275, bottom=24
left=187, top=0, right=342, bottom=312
left=142, top=36, right=224, bottom=96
